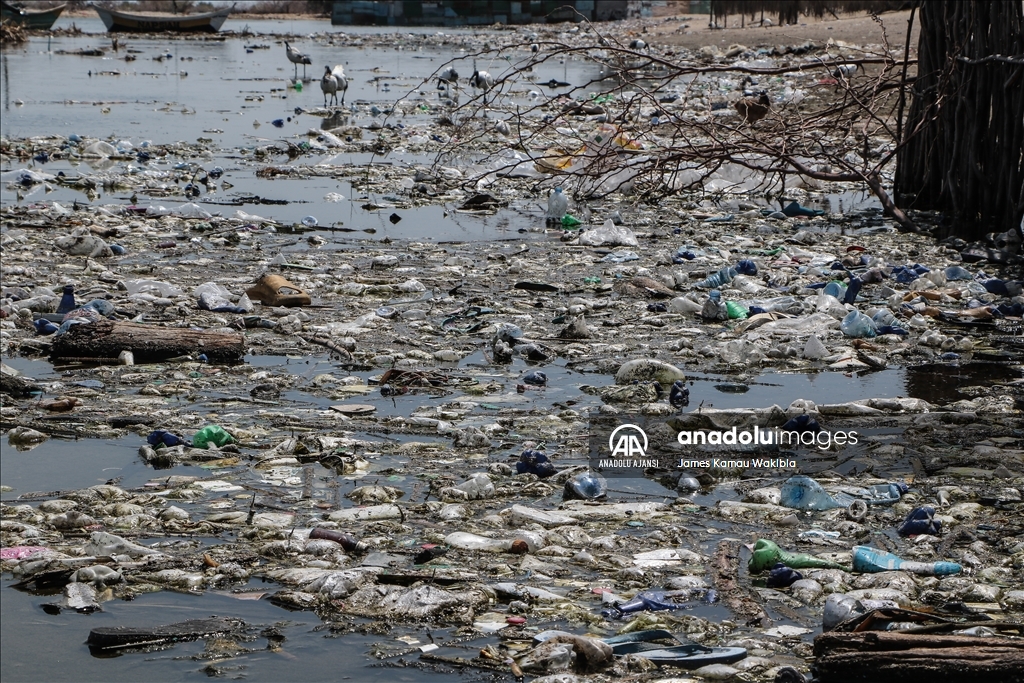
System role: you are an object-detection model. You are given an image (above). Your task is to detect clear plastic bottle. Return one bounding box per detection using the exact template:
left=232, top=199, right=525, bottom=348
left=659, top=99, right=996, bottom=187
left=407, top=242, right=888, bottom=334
left=779, top=475, right=843, bottom=511
left=840, top=310, right=877, bottom=338
left=546, top=187, right=568, bottom=220
left=701, top=290, right=729, bottom=320
left=697, top=265, right=738, bottom=288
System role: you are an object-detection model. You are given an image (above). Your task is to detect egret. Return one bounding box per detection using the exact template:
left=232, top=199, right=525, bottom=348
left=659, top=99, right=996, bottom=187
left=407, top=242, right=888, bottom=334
left=284, top=41, right=311, bottom=79
left=321, top=65, right=348, bottom=107
left=735, top=92, right=770, bottom=124
left=469, top=66, right=494, bottom=106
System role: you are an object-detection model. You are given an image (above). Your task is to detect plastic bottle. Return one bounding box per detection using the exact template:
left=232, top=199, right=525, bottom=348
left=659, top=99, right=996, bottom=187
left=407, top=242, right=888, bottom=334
left=601, top=590, right=687, bottom=619
left=840, top=310, right=877, bottom=338
left=823, top=281, right=847, bottom=300
left=697, top=266, right=737, bottom=289
left=701, top=290, right=728, bottom=321
left=147, top=430, right=183, bottom=448
left=452, top=473, right=495, bottom=499
left=852, top=546, right=961, bottom=576
left=823, top=594, right=901, bottom=631
left=943, top=265, right=972, bottom=281
left=668, top=297, right=702, bottom=314
left=669, top=379, right=689, bottom=407
left=191, top=425, right=235, bottom=449
left=725, top=301, right=748, bottom=319
left=843, top=277, right=862, bottom=304
left=444, top=531, right=514, bottom=553
left=547, top=187, right=568, bottom=220
left=309, top=527, right=368, bottom=552
left=57, top=285, right=76, bottom=315
left=871, top=309, right=896, bottom=327
left=560, top=214, right=581, bottom=229
left=749, top=539, right=848, bottom=573
left=779, top=475, right=843, bottom=511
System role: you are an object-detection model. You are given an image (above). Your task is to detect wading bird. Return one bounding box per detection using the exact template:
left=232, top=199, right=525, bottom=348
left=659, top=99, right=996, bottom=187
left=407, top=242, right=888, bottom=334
left=284, top=41, right=311, bottom=79
left=321, top=65, right=348, bottom=107
left=735, top=92, right=770, bottom=124
left=437, top=65, right=459, bottom=90
left=469, top=66, right=494, bottom=106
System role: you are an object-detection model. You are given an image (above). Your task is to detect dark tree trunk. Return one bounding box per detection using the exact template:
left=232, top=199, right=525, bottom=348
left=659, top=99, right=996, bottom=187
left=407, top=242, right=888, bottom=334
left=894, top=0, right=1024, bottom=240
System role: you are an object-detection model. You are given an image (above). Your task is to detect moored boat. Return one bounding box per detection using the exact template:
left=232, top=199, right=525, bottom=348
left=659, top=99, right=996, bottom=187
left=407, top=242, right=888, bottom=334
left=92, top=3, right=232, bottom=33
left=1, top=1, right=67, bottom=29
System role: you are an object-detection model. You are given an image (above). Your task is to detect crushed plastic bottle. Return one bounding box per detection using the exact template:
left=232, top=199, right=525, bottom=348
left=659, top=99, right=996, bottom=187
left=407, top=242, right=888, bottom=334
left=697, top=266, right=738, bottom=289
left=840, top=310, right=877, bottom=338
left=563, top=472, right=607, bottom=500
left=735, top=259, right=757, bottom=275
left=725, top=301, right=748, bottom=319
left=560, top=214, right=582, bottom=229
left=702, top=290, right=729, bottom=321
left=780, top=475, right=843, bottom=511
left=147, top=430, right=184, bottom=448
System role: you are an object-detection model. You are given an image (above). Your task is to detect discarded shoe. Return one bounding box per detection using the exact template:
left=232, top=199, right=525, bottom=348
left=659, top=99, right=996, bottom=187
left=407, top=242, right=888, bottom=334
left=603, top=629, right=747, bottom=668
left=245, top=274, right=311, bottom=307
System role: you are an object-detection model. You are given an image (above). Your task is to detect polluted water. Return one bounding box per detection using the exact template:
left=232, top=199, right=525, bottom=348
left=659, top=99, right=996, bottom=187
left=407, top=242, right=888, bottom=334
left=2, top=8, right=1023, bottom=683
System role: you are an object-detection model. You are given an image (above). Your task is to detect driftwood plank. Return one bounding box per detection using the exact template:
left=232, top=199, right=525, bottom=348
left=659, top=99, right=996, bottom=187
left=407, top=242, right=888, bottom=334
left=814, top=632, right=1024, bottom=683
left=87, top=617, right=245, bottom=650
left=50, top=321, right=244, bottom=364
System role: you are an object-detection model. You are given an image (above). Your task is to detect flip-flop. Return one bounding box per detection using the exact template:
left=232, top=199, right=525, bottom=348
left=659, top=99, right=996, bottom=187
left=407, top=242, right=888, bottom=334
left=245, top=274, right=311, bottom=307
left=603, top=629, right=747, bottom=668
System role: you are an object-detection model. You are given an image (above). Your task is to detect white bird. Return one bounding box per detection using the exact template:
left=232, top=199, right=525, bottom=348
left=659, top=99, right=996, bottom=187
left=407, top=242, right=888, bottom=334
left=437, top=66, right=459, bottom=89
left=469, top=67, right=494, bottom=105
left=284, top=41, right=311, bottom=79
left=321, top=65, right=348, bottom=107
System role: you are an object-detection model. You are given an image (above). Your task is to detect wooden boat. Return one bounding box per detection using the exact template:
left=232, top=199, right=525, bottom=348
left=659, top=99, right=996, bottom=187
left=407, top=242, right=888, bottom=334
left=92, top=3, right=232, bottom=33
left=1, top=1, right=67, bottom=29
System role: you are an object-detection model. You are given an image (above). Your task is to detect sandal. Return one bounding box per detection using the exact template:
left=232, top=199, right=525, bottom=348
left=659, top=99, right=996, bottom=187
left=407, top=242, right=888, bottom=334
left=603, top=629, right=747, bottom=668
left=245, top=274, right=311, bottom=307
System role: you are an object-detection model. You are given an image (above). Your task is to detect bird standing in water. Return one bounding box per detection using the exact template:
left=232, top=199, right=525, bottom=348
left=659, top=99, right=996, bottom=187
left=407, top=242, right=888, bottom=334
left=284, top=41, right=311, bottom=79
left=469, top=66, right=494, bottom=106
left=321, top=65, right=348, bottom=107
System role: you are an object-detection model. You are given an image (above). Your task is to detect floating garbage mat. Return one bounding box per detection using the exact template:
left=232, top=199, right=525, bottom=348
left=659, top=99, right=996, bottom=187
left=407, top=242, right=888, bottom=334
left=2, top=10, right=1024, bottom=683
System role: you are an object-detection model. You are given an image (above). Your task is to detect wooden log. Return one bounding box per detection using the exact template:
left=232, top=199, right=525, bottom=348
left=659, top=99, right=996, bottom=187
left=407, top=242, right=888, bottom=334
left=87, top=617, right=245, bottom=650
left=712, top=540, right=768, bottom=626
left=50, top=321, right=244, bottom=364
left=814, top=632, right=1024, bottom=683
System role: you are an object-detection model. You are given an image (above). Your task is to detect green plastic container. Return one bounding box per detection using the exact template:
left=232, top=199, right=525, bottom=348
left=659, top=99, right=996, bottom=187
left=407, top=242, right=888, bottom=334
left=725, top=301, right=749, bottom=319
left=192, top=425, right=235, bottom=450
left=561, top=214, right=582, bottom=228
left=748, top=539, right=849, bottom=574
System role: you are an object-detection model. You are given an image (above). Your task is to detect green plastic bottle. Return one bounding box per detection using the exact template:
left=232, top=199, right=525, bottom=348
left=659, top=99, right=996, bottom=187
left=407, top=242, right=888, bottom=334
left=725, top=301, right=749, bottom=319
left=748, top=539, right=849, bottom=573
left=294, top=81, right=302, bottom=92
left=561, top=214, right=581, bottom=229
left=192, top=425, right=235, bottom=450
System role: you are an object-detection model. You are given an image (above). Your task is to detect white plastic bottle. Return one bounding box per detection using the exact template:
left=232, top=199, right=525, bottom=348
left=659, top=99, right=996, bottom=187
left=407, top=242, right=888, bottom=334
left=546, top=187, right=568, bottom=220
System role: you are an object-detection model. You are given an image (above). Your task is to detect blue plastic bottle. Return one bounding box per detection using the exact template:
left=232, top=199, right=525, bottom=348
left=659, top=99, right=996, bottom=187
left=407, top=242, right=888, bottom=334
left=852, top=546, right=961, bottom=576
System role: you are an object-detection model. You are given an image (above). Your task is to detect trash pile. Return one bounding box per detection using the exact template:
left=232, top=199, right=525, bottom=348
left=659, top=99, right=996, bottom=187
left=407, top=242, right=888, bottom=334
left=2, top=16, right=1023, bottom=683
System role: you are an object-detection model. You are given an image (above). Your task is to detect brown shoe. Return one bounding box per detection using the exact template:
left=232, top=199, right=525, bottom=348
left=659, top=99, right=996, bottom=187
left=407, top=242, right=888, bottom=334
left=245, top=274, right=311, bottom=307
